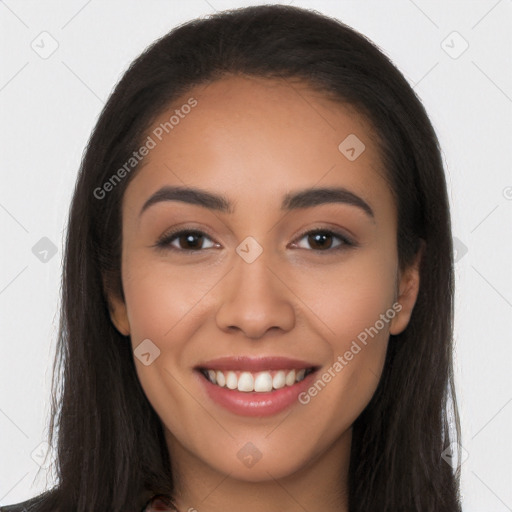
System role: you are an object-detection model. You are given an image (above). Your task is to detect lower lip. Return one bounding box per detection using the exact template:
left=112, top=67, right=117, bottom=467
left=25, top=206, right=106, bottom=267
left=196, top=370, right=317, bottom=417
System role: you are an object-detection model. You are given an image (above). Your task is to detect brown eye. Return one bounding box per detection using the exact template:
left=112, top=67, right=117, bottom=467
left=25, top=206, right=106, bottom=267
left=293, top=229, right=354, bottom=252
left=157, top=230, right=216, bottom=251
left=307, top=232, right=335, bottom=250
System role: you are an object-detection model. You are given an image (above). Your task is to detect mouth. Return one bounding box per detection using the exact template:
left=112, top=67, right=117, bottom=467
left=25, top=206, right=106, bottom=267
left=194, top=356, right=320, bottom=417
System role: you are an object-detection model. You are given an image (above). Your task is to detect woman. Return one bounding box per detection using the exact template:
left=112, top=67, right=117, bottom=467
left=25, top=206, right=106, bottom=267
left=1, top=4, right=462, bottom=511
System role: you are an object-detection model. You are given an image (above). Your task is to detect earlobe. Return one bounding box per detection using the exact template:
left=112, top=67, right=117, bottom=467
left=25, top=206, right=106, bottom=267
left=103, top=278, right=131, bottom=336
left=109, top=298, right=131, bottom=336
left=389, top=240, right=425, bottom=336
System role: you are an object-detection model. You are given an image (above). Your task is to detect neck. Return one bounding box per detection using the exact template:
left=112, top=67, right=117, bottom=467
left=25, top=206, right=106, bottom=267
left=165, top=428, right=351, bottom=512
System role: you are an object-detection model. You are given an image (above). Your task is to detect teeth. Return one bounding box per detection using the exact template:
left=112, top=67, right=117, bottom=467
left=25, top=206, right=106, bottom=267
left=238, top=372, right=254, bottom=392
left=254, top=372, right=273, bottom=392
left=226, top=371, right=238, bottom=390
left=216, top=370, right=225, bottom=387
left=203, top=368, right=312, bottom=392
left=272, top=370, right=286, bottom=389
left=285, top=369, right=296, bottom=386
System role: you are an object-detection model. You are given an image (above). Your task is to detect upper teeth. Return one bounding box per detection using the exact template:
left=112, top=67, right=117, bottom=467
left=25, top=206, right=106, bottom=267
left=204, top=369, right=308, bottom=392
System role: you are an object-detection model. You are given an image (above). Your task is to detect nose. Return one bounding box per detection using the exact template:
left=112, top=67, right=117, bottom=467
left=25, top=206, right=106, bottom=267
left=215, top=249, right=295, bottom=339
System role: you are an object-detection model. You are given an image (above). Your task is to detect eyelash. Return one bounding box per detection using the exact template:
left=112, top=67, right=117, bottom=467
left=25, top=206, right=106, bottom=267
left=154, top=227, right=357, bottom=254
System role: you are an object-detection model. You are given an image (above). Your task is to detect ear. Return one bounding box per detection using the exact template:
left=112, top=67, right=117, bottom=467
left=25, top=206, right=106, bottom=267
left=103, top=276, right=131, bottom=336
left=389, top=240, right=425, bottom=336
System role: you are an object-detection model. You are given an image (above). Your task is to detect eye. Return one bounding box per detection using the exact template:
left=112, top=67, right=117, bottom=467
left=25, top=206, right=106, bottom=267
left=291, top=229, right=355, bottom=252
left=155, top=229, right=217, bottom=251
left=155, top=228, right=355, bottom=253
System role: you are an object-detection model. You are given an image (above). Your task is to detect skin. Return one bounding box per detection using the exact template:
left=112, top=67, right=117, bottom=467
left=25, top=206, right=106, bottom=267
left=107, top=75, right=421, bottom=512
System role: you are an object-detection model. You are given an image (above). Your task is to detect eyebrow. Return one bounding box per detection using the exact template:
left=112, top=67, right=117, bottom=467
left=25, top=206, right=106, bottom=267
left=139, top=185, right=374, bottom=219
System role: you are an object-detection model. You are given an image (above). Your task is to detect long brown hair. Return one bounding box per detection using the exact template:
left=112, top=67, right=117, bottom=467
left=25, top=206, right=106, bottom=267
left=37, top=5, right=461, bottom=511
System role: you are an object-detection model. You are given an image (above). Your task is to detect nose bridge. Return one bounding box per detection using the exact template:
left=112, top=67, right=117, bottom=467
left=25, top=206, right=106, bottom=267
left=214, top=239, right=295, bottom=337
left=233, top=236, right=280, bottom=301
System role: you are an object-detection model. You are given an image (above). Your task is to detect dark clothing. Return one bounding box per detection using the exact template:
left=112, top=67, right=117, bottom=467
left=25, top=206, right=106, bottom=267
left=0, top=491, right=52, bottom=511
left=0, top=489, right=176, bottom=511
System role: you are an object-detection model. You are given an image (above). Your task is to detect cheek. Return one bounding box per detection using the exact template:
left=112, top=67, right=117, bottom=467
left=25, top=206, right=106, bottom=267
left=291, top=251, right=396, bottom=415
left=120, top=259, right=208, bottom=439
left=120, top=257, right=221, bottom=409
left=120, top=259, right=193, bottom=388
left=291, top=250, right=397, bottom=344
left=122, top=257, right=218, bottom=342
left=294, top=284, right=394, bottom=439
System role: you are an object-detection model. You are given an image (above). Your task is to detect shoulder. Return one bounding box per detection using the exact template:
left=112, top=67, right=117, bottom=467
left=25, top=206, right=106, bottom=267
left=0, top=488, right=59, bottom=512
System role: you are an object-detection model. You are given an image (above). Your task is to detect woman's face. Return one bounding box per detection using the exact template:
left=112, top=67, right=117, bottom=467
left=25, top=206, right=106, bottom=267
left=108, top=75, right=420, bottom=482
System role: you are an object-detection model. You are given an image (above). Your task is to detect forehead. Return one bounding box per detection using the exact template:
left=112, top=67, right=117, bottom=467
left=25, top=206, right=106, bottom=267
left=123, top=75, right=394, bottom=221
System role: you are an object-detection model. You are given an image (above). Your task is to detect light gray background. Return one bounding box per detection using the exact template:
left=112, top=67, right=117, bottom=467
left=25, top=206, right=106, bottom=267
left=1, top=0, right=511, bottom=510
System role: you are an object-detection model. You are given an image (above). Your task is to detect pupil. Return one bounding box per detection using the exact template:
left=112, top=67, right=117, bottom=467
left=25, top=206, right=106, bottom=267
left=182, top=233, right=202, bottom=249
left=309, top=233, right=331, bottom=250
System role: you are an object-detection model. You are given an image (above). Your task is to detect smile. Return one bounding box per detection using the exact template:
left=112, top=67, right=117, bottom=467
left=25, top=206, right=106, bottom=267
left=194, top=356, right=320, bottom=417
left=199, top=368, right=315, bottom=392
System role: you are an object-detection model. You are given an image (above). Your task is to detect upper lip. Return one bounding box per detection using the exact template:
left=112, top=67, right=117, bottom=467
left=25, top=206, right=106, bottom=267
left=196, top=356, right=319, bottom=372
